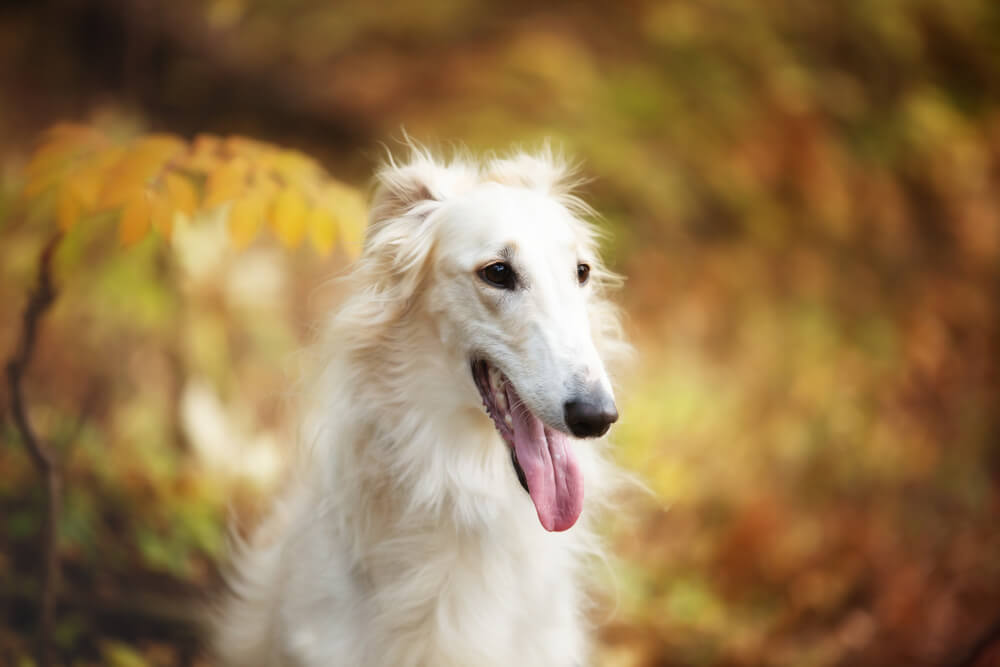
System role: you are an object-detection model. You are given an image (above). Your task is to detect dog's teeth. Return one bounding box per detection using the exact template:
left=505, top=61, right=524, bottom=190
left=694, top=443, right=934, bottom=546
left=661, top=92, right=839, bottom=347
left=504, top=414, right=513, bottom=427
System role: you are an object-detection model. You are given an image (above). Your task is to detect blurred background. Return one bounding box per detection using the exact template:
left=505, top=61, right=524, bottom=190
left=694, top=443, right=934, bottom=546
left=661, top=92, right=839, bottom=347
left=2, top=0, right=1000, bottom=665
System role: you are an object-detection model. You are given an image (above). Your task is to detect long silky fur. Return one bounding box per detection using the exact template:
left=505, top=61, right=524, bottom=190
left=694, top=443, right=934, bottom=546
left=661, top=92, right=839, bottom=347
left=213, top=143, right=632, bottom=667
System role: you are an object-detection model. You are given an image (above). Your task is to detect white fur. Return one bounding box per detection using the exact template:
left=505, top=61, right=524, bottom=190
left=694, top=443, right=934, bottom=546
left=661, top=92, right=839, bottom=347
left=214, top=144, right=630, bottom=667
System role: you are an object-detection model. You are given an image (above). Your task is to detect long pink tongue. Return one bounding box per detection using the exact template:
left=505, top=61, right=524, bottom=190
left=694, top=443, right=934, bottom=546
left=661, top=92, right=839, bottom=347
left=506, top=385, right=583, bottom=532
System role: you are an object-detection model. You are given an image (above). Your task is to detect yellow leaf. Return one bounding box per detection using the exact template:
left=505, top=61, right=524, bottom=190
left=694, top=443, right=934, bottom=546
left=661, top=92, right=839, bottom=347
left=336, top=191, right=368, bottom=259
left=25, top=147, right=87, bottom=199
left=204, top=158, right=248, bottom=209
left=250, top=172, right=280, bottom=201
left=119, top=191, right=152, bottom=245
left=270, top=150, right=320, bottom=181
left=318, top=183, right=368, bottom=258
left=56, top=184, right=82, bottom=231
left=99, top=137, right=183, bottom=208
left=24, top=126, right=110, bottom=201
left=164, top=172, right=198, bottom=216
left=305, top=207, right=337, bottom=255
left=270, top=186, right=307, bottom=247
left=227, top=191, right=268, bottom=249
left=67, top=146, right=125, bottom=210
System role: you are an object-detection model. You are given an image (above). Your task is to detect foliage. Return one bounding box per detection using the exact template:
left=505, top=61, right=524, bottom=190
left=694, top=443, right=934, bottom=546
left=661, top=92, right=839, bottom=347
left=2, top=120, right=368, bottom=666
left=22, top=124, right=366, bottom=255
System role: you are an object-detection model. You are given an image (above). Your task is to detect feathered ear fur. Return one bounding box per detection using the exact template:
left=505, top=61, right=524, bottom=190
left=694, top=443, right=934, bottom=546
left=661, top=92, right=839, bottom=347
left=368, top=148, right=480, bottom=228
left=484, top=145, right=582, bottom=198
left=358, top=149, right=477, bottom=313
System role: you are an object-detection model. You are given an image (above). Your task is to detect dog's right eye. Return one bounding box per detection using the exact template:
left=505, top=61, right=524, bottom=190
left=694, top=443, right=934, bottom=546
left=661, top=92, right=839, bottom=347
left=479, top=262, right=517, bottom=290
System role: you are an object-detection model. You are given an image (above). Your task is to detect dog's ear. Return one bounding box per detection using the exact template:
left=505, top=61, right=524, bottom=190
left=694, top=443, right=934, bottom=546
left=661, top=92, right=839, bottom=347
left=369, top=152, right=477, bottom=226
left=360, top=154, right=475, bottom=311
left=369, top=163, right=437, bottom=225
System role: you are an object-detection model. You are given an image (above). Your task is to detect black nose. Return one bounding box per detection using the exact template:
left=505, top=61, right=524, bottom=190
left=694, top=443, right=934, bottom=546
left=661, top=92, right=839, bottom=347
left=564, top=391, right=619, bottom=438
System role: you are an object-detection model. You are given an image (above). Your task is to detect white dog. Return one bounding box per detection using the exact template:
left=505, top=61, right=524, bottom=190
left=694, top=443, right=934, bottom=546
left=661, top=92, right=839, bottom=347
left=214, top=145, right=630, bottom=667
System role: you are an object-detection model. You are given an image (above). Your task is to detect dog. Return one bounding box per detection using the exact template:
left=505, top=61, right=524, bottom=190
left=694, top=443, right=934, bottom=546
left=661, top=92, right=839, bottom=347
left=214, top=145, right=630, bottom=667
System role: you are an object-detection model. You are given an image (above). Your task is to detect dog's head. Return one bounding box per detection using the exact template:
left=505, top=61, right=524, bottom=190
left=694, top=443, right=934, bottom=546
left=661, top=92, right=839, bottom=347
left=360, top=146, right=624, bottom=531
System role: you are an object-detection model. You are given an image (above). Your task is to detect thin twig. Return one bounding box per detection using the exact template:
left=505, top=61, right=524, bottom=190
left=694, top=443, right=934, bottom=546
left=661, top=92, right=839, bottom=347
left=5, top=232, right=63, bottom=667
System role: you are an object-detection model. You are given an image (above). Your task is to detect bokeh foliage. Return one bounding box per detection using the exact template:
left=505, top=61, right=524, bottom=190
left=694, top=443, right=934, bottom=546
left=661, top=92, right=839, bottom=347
left=23, top=124, right=365, bottom=253
left=2, top=0, right=1000, bottom=665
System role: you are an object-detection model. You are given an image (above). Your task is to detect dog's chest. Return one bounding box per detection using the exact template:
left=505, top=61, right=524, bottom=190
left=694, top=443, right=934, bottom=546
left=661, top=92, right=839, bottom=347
left=363, top=522, right=584, bottom=666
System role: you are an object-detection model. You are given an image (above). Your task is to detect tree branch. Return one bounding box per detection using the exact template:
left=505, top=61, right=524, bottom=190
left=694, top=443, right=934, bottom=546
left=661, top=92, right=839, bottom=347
left=5, top=232, right=63, bottom=667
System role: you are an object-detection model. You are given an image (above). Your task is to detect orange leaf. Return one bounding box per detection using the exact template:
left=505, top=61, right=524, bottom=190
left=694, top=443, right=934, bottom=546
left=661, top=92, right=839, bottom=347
left=67, top=146, right=125, bottom=210
left=119, top=191, right=152, bottom=245
left=270, top=186, right=307, bottom=247
left=204, top=158, right=249, bottom=209
left=100, top=173, right=145, bottom=210
left=99, top=137, right=183, bottom=208
left=164, top=172, right=198, bottom=216
left=69, top=169, right=103, bottom=212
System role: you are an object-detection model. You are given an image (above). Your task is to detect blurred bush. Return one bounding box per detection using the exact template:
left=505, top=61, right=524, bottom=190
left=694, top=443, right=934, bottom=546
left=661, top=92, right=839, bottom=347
left=2, top=0, right=1000, bottom=665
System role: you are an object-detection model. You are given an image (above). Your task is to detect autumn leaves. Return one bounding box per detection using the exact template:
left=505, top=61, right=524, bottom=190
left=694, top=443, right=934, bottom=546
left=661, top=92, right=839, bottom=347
left=23, top=124, right=366, bottom=256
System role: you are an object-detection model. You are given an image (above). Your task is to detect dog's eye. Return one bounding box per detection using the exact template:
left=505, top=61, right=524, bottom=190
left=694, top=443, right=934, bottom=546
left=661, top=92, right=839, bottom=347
left=577, top=263, right=591, bottom=286
left=479, top=262, right=517, bottom=290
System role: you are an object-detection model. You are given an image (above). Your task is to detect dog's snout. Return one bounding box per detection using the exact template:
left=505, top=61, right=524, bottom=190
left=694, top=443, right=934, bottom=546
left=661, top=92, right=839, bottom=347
left=563, top=389, right=618, bottom=439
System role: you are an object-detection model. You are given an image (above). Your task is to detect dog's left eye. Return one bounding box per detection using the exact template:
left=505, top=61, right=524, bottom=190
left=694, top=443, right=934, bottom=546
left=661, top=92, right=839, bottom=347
left=577, top=263, right=590, bottom=286
left=479, top=262, right=517, bottom=290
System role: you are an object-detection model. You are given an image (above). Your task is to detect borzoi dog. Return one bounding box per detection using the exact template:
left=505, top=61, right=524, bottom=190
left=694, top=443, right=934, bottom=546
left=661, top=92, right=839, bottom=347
left=215, top=146, right=629, bottom=666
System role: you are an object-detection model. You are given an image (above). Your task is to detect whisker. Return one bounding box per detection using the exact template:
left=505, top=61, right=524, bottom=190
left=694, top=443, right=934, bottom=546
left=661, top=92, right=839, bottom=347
left=508, top=395, right=533, bottom=421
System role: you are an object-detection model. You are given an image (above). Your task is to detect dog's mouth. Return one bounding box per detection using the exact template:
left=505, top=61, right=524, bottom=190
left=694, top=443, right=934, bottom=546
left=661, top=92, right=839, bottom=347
left=471, top=359, right=583, bottom=532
